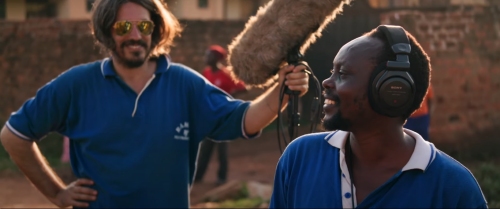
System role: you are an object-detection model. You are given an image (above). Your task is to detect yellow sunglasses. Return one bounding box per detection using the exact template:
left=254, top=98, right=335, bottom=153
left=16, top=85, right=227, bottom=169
left=113, top=20, right=155, bottom=36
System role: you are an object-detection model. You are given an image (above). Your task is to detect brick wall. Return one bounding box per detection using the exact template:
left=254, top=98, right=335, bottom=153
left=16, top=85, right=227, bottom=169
left=1, top=6, right=499, bottom=147
left=169, top=20, right=246, bottom=72
left=0, top=20, right=103, bottom=121
left=0, top=19, right=247, bottom=124
left=381, top=6, right=500, bottom=145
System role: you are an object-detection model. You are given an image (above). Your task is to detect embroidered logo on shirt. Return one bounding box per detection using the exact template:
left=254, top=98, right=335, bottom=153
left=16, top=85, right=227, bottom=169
left=174, top=122, right=189, bottom=141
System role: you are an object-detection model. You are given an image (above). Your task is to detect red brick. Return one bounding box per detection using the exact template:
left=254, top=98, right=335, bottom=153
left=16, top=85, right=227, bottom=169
left=419, top=24, right=429, bottom=33
left=2, top=8, right=500, bottom=147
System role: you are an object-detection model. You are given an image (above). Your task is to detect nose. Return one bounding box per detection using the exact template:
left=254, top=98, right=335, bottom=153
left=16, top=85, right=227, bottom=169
left=322, top=75, right=335, bottom=90
left=127, top=25, right=142, bottom=40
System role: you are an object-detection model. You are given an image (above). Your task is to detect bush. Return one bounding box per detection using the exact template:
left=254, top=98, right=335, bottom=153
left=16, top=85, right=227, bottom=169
left=472, top=162, right=500, bottom=208
left=218, top=197, right=264, bottom=208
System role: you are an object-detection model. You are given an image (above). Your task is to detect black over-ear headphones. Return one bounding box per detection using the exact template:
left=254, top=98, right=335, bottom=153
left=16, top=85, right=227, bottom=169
left=369, top=25, right=416, bottom=117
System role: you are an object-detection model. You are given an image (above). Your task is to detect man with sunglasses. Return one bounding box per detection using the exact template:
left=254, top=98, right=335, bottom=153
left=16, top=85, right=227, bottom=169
left=0, top=0, right=309, bottom=208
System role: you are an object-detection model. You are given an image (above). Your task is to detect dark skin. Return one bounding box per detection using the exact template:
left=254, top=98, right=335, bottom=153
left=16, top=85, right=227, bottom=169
left=322, top=36, right=416, bottom=204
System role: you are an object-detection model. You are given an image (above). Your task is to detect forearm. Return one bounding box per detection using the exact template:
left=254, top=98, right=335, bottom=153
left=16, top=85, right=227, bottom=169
left=0, top=126, right=65, bottom=203
left=244, top=83, right=289, bottom=135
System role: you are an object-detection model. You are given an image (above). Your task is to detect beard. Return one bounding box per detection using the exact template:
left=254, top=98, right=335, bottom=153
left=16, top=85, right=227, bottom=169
left=322, top=110, right=352, bottom=131
left=113, top=40, right=151, bottom=68
left=322, top=91, right=352, bottom=131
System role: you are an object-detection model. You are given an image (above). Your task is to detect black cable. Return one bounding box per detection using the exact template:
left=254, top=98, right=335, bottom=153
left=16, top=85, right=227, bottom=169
left=308, top=67, right=323, bottom=133
left=277, top=63, right=322, bottom=154
left=277, top=80, right=286, bottom=153
left=280, top=81, right=289, bottom=147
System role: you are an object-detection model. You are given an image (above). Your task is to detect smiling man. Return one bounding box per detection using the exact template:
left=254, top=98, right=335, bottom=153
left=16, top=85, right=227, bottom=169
left=269, top=25, right=487, bottom=208
left=0, top=0, right=309, bottom=208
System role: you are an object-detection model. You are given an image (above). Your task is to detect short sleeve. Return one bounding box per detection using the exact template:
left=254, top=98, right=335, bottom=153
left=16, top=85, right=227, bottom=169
left=6, top=73, right=71, bottom=141
left=190, top=74, right=260, bottom=142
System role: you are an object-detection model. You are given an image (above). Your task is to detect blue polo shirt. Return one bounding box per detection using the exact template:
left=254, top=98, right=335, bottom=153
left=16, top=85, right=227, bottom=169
left=6, top=55, right=258, bottom=208
left=270, top=129, right=488, bottom=208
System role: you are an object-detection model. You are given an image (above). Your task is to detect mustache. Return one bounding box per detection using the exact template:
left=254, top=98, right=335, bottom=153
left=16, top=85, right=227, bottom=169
left=323, top=89, right=341, bottom=104
left=121, top=40, right=148, bottom=49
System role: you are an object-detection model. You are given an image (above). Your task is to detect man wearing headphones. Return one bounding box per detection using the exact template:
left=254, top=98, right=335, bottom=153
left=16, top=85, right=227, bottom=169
left=269, top=25, right=487, bottom=208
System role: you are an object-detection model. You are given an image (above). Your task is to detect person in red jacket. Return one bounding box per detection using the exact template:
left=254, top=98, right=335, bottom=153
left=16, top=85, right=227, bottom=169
left=195, top=45, right=247, bottom=185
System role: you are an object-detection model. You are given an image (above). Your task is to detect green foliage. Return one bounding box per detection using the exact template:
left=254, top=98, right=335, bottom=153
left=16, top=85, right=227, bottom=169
left=218, top=183, right=265, bottom=208
left=0, top=132, right=65, bottom=172
left=471, top=162, right=500, bottom=208
left=204, top=182, right=267, bottom=208
left=218, top=197, right=264, bottom=208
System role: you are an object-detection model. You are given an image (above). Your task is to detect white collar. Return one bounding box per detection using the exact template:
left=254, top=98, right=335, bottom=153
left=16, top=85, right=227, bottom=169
left=324, top=129, right=436, bottom=171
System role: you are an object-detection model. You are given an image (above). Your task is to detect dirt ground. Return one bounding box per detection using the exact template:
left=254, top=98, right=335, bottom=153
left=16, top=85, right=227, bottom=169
left=0, top=128, right=304, bottom=208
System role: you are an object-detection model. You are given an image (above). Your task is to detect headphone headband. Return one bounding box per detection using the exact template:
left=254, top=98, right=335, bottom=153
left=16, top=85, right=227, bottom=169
left=377, top=25, right=411, bottom=70
left=369, top=25, right=416, bottom=117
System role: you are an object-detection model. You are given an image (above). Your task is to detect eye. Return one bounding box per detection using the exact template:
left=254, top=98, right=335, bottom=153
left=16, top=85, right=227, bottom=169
left=139, top=21, right=155, bottom=35
left=335, top=71, right=348, bottom=81
left=114, top=21, right=131, bottom=35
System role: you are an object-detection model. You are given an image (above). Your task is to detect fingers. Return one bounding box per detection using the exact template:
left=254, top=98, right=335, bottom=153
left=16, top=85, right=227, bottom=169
left=278, top=64, right=306, bottom=75
left=69, top=179, right=97, bottom=207
left=283, top=64, right=296, bottom=73
left=74, top=186, right=98, bottom=196
left=286, top=83, right=308, bottom=92
left=292, top=64, right=308, bottom=72
left=285, top=70, right=308, bottom=87
left=286, top=71, right=308, bottom=80
left=73, top=193, right=97, bottom=202
left=74, top=178, right=94, bottom=186
left=72, top=179, right=97, bottom=200
left=280, top=65, right=309, bottom=96
left=285, top=78, right=308, bottom=87
left=276, top=64, right=309, bottom=96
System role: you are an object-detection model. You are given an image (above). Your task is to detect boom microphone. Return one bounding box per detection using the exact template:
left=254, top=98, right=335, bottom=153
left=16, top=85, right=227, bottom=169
left=227, top=0, right=352, bottom=153
left=227, top=0, right=352, bottom=87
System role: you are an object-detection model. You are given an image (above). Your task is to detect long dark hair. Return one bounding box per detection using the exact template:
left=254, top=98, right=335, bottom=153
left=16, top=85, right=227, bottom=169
left=90, top=0, right=182, bottom=56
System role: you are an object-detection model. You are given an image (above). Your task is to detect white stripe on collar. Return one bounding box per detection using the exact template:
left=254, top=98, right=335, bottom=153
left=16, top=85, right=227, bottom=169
left=324, top=129, right=436, bottom=171
left=100, top=58, right=110, bottom=77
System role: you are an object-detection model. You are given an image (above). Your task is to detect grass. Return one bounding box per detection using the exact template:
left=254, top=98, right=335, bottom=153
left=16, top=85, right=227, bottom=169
left=203, top=182, right=268, bottom=208
left=1, top=129, right=499, bottom=208
left=218, top=197, right=264, bottom=208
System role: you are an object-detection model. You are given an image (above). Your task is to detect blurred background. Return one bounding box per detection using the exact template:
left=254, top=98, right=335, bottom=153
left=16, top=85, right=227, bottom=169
left=0, top=0, right=499, bottom=208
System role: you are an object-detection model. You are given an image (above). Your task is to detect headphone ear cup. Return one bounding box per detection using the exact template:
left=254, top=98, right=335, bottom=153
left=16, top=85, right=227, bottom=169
left=368, top=63, right=387, bottom=116
left=370, top=68, right=416, bottom=117
left=379, top=76, right=413, bottom=108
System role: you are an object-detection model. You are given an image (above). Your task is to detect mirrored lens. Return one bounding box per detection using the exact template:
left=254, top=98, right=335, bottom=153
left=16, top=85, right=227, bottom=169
left=138, top=21, right=154, bottom=35
left=114, top=21, right=132, bottom=36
